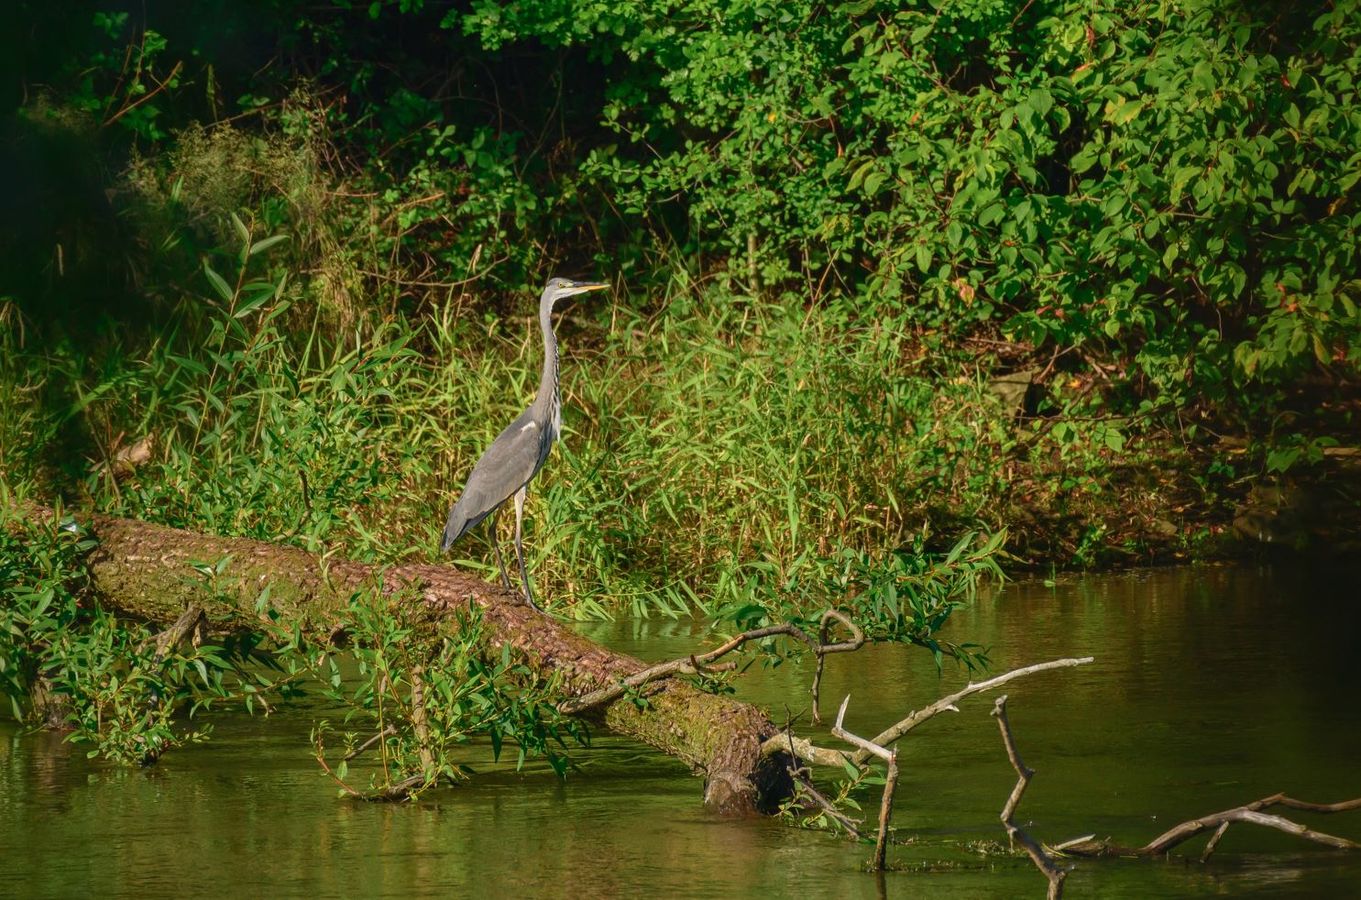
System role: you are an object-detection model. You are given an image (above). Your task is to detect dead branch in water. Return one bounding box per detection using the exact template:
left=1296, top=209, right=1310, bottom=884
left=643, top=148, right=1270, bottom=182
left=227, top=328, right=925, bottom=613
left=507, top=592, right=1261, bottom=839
left=831, top=695, right=900, bottom=872
left=850, top=657, right=1094, bottom=766
left=758, top=656, right=1095, bottom=766
left=992, top=695, right=1069, bottom=900
left=1059, top=793, right=1361, bottom=859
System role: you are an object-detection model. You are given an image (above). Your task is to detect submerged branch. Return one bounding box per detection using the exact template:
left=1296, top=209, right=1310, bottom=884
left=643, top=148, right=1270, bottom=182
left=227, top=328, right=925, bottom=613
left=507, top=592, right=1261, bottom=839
left=992, top=695, right=1068, bottom=900
left=1062, top=792, right=1361, bottom=858
left=831, top=695, right=900, bottom=871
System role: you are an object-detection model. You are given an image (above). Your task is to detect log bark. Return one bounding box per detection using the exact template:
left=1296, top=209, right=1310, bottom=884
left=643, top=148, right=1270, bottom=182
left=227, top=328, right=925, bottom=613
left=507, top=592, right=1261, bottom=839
left=20, top=504, right=792, bottom=814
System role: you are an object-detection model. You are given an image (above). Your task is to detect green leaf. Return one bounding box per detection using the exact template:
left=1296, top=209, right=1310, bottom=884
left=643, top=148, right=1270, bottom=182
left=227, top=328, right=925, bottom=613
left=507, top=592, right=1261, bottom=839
left=248, top=234, right=290, bottom=258
left=977, top=202, right=1005, bottom=227
left=1029, top=88, right=1053, bottom=116
left=1169, top=166, right=1199, bottom=205
left=1108, top=99, right=1142, bottom=126
left=847, top=160, right=874, bottom=191
left=1313, top=334, right=1330, bottom=364
left=233, top=294, right=270, bottom=319
left=203, top=262, right=233, bottom=303
left=230, top=212, right=250, bottom=247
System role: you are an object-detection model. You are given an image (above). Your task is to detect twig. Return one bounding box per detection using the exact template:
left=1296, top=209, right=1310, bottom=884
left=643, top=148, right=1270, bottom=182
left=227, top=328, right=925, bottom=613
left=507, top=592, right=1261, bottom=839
left=314, top=731, right=362, bottom=799
left=142, top=603, right=206, bottom=658
left=557, top=659, right=738, bottom=715
left=831, top=695, right=901, bottom=871
left=103, top=61, right=183, bottom=128
left=559, top=610, right=864, bottom=716
left=794, top=774, right=866, bottom=839
left=851, top=657, right=1094, bottom=766
left=992, top=696, right=1068, bottom=900
left=343, top=725, right=397, bottom=762
left=811, top=610, right=862, bottom=723
left=784, top=733, right=866, bottom=840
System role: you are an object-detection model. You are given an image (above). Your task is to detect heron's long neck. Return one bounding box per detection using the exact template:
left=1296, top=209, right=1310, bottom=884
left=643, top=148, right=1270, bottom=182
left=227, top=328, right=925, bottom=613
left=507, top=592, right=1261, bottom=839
left=532, top=298, right=560, bottom=432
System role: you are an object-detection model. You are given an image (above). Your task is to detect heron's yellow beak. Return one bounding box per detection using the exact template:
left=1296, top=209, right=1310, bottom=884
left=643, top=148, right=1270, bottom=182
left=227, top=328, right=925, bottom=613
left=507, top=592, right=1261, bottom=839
left=564, top=281, right=610, bottom=296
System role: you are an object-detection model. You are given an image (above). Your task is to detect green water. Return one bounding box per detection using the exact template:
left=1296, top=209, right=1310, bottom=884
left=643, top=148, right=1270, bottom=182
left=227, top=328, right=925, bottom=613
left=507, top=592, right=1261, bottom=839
left=3, top=565, right=1360, bottom=898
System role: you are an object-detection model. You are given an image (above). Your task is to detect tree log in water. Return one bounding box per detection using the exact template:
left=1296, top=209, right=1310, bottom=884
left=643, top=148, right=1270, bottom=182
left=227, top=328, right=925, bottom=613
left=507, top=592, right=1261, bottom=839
left=14, top=503, right=791, bottom=815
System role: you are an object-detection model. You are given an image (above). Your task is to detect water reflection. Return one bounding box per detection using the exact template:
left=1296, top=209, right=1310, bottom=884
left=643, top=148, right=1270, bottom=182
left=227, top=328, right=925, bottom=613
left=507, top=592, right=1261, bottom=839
left=2, top=565, right=1359, bottom=898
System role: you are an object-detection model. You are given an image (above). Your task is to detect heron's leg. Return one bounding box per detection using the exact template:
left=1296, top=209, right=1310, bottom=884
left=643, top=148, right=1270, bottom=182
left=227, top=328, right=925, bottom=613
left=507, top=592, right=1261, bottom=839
left=513, top=485, right=541, bottom=611
left=489, top=508, right=512, bottom=589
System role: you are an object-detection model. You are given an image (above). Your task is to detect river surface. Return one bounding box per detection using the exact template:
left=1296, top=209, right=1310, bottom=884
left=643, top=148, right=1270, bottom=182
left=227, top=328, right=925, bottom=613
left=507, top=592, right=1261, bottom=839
left=3, top=564, right=1360, bottom=898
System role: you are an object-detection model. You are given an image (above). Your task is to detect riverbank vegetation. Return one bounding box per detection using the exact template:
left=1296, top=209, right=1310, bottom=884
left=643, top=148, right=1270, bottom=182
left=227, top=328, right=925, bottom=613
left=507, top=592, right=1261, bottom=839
left=2, top=0, right=1360, bottom=881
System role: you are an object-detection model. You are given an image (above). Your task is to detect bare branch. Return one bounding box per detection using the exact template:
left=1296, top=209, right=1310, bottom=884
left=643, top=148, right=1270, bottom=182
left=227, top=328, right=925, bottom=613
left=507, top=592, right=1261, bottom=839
left=827, top=694, right=901, bottom=871
left=560, top=611, right=864, bottom=716
left=832, top=695, right=893, bottom=762
left=874, top=754, right=900, bottom=871
left=343, top=725, right=397, bottom=762
left=852, top=657, right=1094, bottom=765
left=992, top=696, right=1068, bottom=900
left=1141, top=803, right=1361, bottom=856
left=1200, top=822, right=1230, bottom=862
left=758, top=732, right=850, bottom=767
left=812, top=610, right=864, bottom=723
left=1062, top=792, right=1361, bottom=858
left=144, top=603, right=207, bottom=659
left=761, top=656, right=1096, bottom=768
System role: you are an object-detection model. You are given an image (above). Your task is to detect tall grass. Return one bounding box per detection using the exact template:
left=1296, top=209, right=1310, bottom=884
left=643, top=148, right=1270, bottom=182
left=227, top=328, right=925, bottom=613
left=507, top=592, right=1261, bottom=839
left=1, top=243, right=1014, bottom=622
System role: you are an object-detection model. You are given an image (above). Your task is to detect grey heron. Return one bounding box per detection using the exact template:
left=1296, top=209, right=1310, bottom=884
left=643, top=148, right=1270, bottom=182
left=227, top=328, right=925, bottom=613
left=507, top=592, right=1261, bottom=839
left=440, top=277, right=609, bottom=610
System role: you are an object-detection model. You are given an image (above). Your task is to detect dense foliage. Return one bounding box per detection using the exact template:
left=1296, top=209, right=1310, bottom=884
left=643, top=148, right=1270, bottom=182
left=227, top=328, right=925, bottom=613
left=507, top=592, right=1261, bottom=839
left=2, top=0, right=1358, bottom=775
left=8, top=0, right=1358, bottom=409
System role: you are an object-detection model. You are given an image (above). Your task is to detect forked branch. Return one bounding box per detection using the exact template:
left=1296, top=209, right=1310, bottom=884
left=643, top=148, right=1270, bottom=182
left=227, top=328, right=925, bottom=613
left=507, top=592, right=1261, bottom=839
left=1060, top=793, right=1361, bottom=859
left=831, top=695, right=900, bottom=871
left=758, top=656, right=1095, bottom=766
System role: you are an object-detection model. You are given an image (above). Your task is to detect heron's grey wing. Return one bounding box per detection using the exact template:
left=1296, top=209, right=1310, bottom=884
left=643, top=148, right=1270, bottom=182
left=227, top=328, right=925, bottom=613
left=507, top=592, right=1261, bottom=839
left=441, top=411, right=549, bottom=550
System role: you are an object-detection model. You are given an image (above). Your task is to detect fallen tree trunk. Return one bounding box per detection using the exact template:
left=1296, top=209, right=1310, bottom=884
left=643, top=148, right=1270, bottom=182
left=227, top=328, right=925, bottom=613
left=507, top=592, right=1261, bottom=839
left=20, top=504, right=792, bottom=814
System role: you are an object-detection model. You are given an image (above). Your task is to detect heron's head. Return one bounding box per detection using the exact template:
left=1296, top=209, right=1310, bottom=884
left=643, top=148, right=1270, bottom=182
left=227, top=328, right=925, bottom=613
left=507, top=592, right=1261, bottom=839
left=542, top=277, right=610, bottom=309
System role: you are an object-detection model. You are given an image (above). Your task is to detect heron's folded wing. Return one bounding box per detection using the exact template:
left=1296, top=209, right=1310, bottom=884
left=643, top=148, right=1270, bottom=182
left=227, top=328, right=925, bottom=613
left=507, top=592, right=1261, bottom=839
left=442, top=412, right=548, bottom=547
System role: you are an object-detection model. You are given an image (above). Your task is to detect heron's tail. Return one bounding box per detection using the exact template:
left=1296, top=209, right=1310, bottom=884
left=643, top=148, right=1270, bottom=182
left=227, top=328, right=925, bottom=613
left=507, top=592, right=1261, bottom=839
left=440, top=506, right=469, bottom=553
left=441, top=496, right=489, bottom=552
